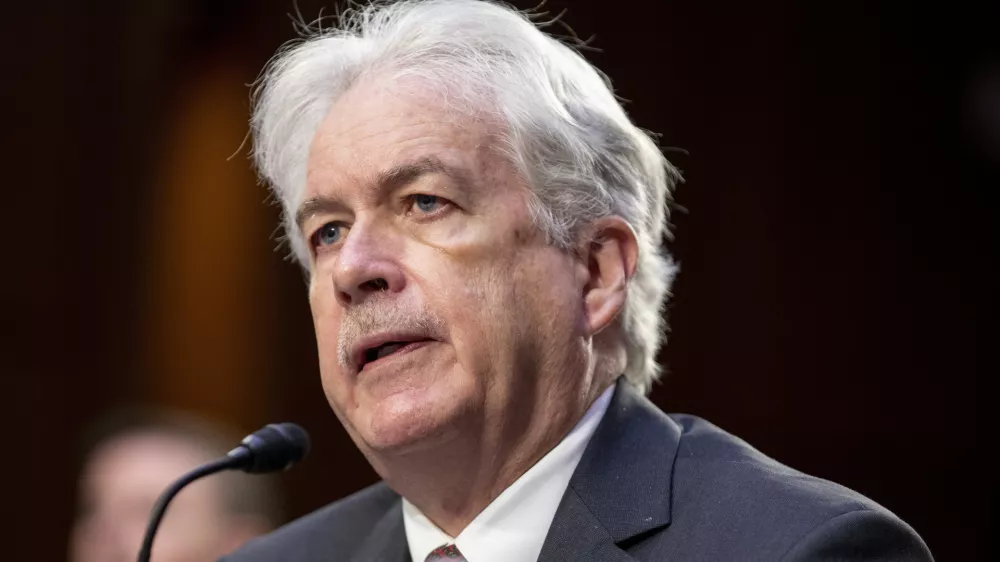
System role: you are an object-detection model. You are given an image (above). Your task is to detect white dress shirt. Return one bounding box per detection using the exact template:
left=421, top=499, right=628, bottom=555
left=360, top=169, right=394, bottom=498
left=402, top=385, right=614, bottom=562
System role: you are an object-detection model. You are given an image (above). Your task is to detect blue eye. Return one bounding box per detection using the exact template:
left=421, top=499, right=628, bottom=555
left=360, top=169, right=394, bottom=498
left=413, top=194, right=441, bottom=213
left=314, top=222, right=342, bottom=247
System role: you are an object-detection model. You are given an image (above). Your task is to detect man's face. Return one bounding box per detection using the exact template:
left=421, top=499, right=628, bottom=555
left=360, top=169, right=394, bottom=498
left=70, top=433, right=242, bottom=562
left=302, top=79, right=591, bottom=455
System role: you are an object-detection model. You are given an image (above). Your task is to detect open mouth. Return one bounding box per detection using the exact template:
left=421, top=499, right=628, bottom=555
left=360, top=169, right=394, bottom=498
left=360, top=339, right=432, bottom=370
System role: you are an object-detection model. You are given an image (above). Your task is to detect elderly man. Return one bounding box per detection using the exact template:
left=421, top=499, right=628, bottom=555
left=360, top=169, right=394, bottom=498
left=226, top=1, right=932, bottom=560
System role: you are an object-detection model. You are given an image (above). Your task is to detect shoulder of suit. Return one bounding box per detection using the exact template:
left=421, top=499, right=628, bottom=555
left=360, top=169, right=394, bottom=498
left=222, top=481, right=399, bottom=561
left=667, top=413, right=900, bottom=527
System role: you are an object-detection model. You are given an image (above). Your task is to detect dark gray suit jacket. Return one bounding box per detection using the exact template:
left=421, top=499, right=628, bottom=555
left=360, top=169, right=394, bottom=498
left=223, top=380, right=933, bottom=561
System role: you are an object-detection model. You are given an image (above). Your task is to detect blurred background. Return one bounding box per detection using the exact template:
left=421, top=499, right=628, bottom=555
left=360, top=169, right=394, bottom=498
left=4, top=0, right=992, bottom=559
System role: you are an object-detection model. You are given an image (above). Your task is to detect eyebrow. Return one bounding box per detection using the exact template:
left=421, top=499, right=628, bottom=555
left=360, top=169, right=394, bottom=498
left=294, top=156, right=466, bottom=232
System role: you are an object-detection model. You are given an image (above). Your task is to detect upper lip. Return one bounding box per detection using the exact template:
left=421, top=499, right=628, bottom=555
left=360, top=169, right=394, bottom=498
left=350, top=331, right=434, bottom=371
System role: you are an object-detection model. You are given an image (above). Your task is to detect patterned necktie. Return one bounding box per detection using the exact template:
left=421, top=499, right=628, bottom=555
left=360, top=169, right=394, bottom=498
left=425, top=543, right=467, bottom=561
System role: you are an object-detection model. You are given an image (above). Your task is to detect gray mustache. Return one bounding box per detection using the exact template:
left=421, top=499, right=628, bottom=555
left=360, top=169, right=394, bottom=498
left=337, top=298, right=446, bottom=367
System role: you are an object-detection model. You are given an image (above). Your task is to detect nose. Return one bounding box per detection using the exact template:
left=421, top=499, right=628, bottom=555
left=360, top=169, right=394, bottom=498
left=332, top=221, right=405, bottom=306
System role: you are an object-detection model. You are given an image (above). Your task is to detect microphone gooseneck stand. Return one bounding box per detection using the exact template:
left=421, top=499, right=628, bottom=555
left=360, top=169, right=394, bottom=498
left=136, top=422, right=310, bottom=562
left=137, top=454, right=245, bottom=562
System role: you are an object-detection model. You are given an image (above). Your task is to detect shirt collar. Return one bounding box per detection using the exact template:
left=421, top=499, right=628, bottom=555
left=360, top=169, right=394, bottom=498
left=403, top=385, right=614, bottom=562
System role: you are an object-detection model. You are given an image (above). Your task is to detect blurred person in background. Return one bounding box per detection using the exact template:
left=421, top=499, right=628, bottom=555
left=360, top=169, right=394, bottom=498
left=70, top=409, right=284, bottom=562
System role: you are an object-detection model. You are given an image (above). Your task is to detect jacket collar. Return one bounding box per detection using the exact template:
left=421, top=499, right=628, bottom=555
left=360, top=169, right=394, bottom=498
left=350, top=499, right=411, bottom=562
left=538, top=377, right=681, bottom=561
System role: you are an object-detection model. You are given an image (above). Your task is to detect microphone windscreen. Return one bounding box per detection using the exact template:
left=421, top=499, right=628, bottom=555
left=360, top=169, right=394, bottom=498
left=239, top=422, right=311, bottom=474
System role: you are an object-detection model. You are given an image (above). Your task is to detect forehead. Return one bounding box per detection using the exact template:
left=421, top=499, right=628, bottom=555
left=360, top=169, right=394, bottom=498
left=82, top=433, right=211, bottom=494
left=306, top=78, right=501, bottom=193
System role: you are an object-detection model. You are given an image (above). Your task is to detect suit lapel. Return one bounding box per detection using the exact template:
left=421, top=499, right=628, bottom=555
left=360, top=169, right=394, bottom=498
left=350, top=498, right=411, bottom=562
left=538, top=378, right=682, bottom=562
left=536, top=487, right=640, bottom=562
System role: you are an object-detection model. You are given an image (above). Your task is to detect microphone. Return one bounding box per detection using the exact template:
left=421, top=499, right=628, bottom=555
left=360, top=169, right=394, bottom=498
left=226, top=422, right=311, bottom=473
left=137, top=422, right=310, bottom=562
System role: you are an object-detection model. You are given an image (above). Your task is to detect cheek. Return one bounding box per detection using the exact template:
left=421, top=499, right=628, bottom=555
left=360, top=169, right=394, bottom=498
left=503, top=249, right=585, bottom=344
left=308, top=277, right=351, bottom=394
left=308, top=278, right=339, bottom=344
left=431, top=249, right=540, bottom=358
left=399, top=249, right=510, bottom=378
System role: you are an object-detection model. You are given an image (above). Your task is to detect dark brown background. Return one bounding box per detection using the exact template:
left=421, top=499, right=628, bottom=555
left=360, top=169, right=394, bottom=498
left=4, top=0, right=991, bottom=560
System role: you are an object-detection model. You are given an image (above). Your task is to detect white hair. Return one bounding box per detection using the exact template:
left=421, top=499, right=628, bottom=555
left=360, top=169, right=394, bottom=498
left=251, top=0, right=680, bottom=393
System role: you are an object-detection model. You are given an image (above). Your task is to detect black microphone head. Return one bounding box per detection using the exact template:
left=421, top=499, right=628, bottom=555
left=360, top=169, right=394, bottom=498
left=232, top=422, right=311, bottom=474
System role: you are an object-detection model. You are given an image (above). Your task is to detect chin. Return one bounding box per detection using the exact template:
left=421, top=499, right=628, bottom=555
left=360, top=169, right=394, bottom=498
left=354, top=378, right=472, bottom=453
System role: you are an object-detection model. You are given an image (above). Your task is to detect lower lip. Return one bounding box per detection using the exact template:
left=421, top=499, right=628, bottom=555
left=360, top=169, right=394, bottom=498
left=360, top=340, right=433, bottom=371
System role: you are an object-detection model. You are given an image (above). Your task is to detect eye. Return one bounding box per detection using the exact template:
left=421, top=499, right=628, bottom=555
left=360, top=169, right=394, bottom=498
left=411, top=194, right=444, bottom=214
left=311, top=222, right=344, bottom=248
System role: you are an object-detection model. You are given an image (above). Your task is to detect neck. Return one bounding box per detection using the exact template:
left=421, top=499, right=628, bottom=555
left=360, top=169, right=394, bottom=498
left=374, top=376, right=613, bottom=537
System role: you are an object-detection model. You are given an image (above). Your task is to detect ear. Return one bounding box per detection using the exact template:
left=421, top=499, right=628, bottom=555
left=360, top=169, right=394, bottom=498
left=580, top=216, right=639, bottom=336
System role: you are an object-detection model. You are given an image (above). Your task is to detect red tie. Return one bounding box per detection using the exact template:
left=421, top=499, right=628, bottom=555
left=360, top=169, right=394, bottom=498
left=425, top=543, right=467, bottom=561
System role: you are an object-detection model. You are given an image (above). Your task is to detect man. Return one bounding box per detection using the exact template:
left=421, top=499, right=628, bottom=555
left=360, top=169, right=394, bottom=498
left=227, top=0, right=933, bottom=560
left=71, top=410, right=282, bottom=562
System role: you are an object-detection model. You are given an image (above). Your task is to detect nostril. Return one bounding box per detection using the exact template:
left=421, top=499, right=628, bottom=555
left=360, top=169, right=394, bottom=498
left=364, top=278, right=389, bottom=291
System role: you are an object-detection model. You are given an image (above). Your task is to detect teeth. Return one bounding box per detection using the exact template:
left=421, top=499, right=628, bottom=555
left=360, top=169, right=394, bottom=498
left=375, top=342, right=404, bottom=360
